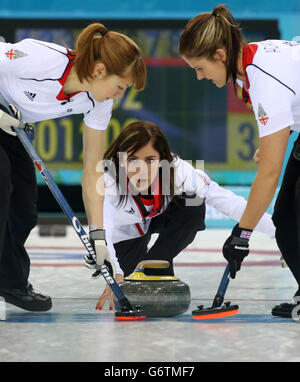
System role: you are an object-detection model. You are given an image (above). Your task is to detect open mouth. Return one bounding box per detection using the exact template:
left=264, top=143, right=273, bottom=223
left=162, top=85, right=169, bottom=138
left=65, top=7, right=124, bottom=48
left=136, top=179, right=149, bottom=188
left=137, top=179, right=148, bottom=184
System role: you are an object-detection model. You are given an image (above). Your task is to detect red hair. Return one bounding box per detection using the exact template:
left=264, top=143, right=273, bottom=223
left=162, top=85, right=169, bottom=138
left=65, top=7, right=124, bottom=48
left=71, top=23, right=146, bottom=90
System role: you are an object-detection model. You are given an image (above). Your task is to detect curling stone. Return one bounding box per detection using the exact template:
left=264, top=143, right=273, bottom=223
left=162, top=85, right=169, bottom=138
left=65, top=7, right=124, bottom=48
left=114, top=260, right=191, bottom=317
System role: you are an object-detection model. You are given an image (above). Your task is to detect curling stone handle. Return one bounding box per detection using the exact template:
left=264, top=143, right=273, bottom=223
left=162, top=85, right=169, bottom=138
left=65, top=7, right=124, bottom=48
left=135, top=260, right=170, bottom=271
left=212, top=265, right=230, bottom=308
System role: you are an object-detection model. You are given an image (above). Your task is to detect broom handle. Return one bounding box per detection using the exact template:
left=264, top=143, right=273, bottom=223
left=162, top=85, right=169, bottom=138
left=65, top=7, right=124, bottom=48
left=0, top=95, right=133, bottom=311
left=212, top=264, right=230, bottom=308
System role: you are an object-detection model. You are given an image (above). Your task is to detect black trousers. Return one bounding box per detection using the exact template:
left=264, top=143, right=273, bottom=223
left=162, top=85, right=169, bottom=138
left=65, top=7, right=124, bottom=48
left=0, top=129, right=37, bottom=289
left=114, top=197, right=206, bottom=277
left=272, top=134, right=300, bottom=288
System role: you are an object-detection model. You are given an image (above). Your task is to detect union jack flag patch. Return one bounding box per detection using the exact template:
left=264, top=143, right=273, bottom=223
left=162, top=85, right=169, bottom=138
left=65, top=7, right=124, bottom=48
left=258, top=103, right=269, bottom=126
left=240, top=230, right=252, bottom=240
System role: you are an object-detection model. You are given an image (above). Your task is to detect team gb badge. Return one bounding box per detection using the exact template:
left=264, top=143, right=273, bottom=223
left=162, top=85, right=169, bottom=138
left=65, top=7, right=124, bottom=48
left=258, top=103, right=269, bottom=125
left=5, top=49, right=28, bottom=60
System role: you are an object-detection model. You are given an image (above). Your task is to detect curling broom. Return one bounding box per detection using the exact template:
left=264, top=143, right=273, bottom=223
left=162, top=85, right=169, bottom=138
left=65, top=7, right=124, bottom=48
left=0, top=101, right=145, bottom=321
left=192, top=264, right=239, bottom=319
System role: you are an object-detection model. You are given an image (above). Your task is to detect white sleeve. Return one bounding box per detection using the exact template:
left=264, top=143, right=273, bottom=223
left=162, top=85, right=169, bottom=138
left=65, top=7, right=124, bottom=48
left=103, top=175, right=124, bottom=276
left=0, top=39, right=70, bottom=78
left=247, top=65, right=294, bottom=137
left=204, top=176, right=275, bottom=239
left=105, top=228, right=124, bottom=276
left=0, top=40, right=35, bottom=76
left=83, top=99, right=113, bottom=131
left=175, top=158, right=206, bottom=200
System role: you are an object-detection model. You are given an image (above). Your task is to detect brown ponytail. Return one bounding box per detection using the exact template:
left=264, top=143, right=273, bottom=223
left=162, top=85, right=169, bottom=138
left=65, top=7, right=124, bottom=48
left=179, top=4, right=245, bottom=86
left=72, top=23, right=146, bottom=90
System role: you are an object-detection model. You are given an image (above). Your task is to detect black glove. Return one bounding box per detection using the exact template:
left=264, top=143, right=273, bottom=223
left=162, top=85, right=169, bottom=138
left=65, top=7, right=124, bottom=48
left=222, top=223, right=252, bottom=279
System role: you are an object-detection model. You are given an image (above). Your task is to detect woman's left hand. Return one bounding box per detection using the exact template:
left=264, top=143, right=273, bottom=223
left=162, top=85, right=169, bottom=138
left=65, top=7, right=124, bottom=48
left=95, top=273, right=124, bottom=310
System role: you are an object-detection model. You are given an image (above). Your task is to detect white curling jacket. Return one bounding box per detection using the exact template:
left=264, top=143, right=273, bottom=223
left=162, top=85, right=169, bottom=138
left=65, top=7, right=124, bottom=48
left=103, top=157, right=276, bottom=275
left=0, top=39, right=113, bottom=130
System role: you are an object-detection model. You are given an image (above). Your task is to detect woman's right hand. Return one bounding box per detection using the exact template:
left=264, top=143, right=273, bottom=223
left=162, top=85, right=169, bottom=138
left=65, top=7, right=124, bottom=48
left=95, top=273, right=124, bottom=311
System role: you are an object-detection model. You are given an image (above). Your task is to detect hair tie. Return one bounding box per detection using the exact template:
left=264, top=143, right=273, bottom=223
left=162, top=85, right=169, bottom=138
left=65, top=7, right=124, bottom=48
left=102, top=29, right=108, bottom=36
